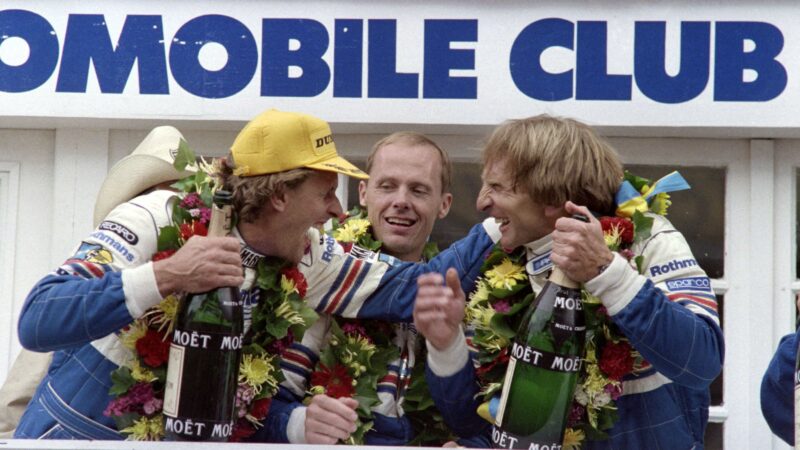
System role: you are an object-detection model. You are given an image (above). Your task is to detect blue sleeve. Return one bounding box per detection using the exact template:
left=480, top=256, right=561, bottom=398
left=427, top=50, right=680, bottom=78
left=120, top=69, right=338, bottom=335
left=425, top=361, right=490, bottom=441
left=17, top=271, right=133, bottom=352
left=250, top=386, right=301, bottom=443
left=611, top=279, right=724, bottom=389
left=761, top=332, right=797, bottom=445
left=357, top=222, right=492, bottom=321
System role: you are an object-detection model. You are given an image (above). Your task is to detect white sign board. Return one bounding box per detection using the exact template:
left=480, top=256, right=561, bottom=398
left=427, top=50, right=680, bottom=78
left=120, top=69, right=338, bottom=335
left=0, top=0, right=798, bottom=128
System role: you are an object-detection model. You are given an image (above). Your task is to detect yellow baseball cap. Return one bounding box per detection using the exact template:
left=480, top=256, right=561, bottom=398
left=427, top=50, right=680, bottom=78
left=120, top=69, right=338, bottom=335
left=230, top=109, right=368, bottom=179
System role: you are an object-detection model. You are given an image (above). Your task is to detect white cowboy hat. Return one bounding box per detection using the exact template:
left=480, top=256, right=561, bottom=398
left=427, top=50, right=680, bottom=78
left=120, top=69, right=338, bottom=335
left=92, top=126, right=196, bottom=226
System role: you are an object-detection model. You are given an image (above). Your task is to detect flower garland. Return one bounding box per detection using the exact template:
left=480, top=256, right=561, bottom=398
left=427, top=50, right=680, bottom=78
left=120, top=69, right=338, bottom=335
left=104, top=141, right=316, bottom=441
left=468, top=171, right=681, bottom=449
left=303, top=207, right=449, bottom=445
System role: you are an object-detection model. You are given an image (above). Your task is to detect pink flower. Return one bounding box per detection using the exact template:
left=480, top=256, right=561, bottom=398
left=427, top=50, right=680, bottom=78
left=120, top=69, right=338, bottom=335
left=103, top=382, right=159, bottom=417
left=604, top=383, right=623, bottom=400
left=342, top=322, right=368, bottom=338
left=492, top=300, right=511, bottom=313
left=567, top=403, right=586, bottom=427
left=267, top=330, right=294, bottom=355
left=620, top=248, right=636, bottom=261
left=180, top=193, right=202, bottom=209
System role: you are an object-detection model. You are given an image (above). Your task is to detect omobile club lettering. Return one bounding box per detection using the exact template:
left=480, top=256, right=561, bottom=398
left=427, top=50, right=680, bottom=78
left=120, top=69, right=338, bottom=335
left=0, top=9, right=788, bottom=102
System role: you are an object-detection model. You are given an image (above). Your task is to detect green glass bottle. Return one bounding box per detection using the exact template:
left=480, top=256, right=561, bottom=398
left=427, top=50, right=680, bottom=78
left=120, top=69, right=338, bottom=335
left=492, top=266, right=585, bottom=449
left=163, top=190, right=243, bottom=441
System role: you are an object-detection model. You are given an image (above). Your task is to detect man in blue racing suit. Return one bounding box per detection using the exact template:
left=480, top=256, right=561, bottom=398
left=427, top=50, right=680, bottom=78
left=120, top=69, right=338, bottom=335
left=413, top=115, right=724, bottom=449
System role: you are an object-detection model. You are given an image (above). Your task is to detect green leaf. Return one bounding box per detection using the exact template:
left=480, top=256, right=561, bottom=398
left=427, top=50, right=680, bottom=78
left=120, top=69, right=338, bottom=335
left=635, top=255, right=646, bottom=274
left=631, top=210, right=654, bottom=243
left=173, top=139, right=196, bottom=171
left=623, top=170, right=652, bottom=192
left=156, top=225, right=181, bottom=251
left=266, top=317, right=291, bottom=340
left=108, top=367, right=136, bottom=396
left=489, top=314, right=517, bottom=339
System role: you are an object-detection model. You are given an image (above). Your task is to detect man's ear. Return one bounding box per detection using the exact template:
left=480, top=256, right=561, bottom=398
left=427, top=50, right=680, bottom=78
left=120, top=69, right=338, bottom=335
left=270, top=190, right=288, bottom=212
left=357, top=180, right=368, bottom=207
left=543, top=203, right=566, bottom=220
left=438, top=192, right=453, bottom=219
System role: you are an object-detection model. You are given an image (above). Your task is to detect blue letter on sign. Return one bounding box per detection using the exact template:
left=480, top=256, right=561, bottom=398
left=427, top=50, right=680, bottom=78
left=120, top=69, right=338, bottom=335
left=423, top=19, right=477, bottom=99
left=334, top=19, right=363, bottom=98
left=170, top=15, right=257, bottom=99
left=576, top=21, right=631, bottom=100
left=262, top=19, right=330, bottom=97
left=714, top=21, right=786, bottom=101
left=634, top=21, right=710, bottom=104
left=0, top=10, right=58, bottom=93
left=368, top=20, right=418, bottom=98
left=57, top=14, right=168, bottom=94
left=510, top=18, right=574, bottom=101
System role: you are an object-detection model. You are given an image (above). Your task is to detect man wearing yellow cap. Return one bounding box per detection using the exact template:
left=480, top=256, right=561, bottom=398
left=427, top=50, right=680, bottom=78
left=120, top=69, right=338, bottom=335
left=14, top=110, right=496, bottom=440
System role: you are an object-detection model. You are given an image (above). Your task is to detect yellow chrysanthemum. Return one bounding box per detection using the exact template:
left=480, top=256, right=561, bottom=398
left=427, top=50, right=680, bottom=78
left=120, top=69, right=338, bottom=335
left=563, top=427, right=585, bottom=450
left=603, top=225, right=622, bottom=250
left=484, top=258, right=527, bottom=290
left=332, top=219, right=371, bottom=243
left=469, top=279, right=491, bottom=304
left=119, top=320, right=148, bottom=351
left=281, top=274, right=297, bottom=296
left=274, top=299, right=305, bottom=326
left=239, top=353, right=278, bottom=395
left=466, top=302, right=495, bottom=330
left=650, top=192, right=672, bottom=215
left=129, top=359, right=158, bottom=383
left=346, top=335, right=377, bottom=358
left=121, top=415, right=164, bottom=441
left=143, top=295, right=179, bottom=333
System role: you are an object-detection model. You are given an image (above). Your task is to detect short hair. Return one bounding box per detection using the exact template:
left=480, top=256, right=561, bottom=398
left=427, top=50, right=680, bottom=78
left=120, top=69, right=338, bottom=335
left=482, top=115, right=623, bottom=214
left=217, top=156, right=313, bottom=223
left=366, top=132, right=452, bottom=193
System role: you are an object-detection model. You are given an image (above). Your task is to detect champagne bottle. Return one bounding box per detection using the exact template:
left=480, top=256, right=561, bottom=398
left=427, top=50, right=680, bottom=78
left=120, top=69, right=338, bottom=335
left=491, top=265, right=586, bottom=449
left=163, top=190, right=243, bottom=441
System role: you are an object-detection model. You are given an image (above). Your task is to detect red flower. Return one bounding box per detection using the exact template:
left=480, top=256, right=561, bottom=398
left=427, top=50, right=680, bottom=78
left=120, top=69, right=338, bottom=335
left=249, top=397, right=272, bottom=420
left=281, top=266, right=308, bottom=298
left=152, top=249, right=176, bottom=261
left=135, top=329, right=171, bottom=368
left=229, top=417, right=256, bottom=442
left=476, top=348, right=510, bottom=379
left=600, top=216, right=634, bottom=245
left=598, top=340, right=635, bottom=380
left=179, top=221, right=208, bottom=241
left=311, top=363, right=355, bottom=399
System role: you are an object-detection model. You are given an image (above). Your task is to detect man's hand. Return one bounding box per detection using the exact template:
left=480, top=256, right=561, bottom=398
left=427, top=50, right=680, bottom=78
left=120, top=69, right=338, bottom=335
left=153, top=235, right=243, bottom=297
left=305, top=394, right=359, bottom=445
left=413, top=268, right=465, bottom=351
left=551, top=201, right=614, bottom=283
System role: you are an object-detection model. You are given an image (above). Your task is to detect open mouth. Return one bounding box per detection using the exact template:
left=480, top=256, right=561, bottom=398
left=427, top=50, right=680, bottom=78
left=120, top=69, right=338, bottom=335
left=385, top=217, right=417, bottom=227
left=494, top=217, right=510, bottom=227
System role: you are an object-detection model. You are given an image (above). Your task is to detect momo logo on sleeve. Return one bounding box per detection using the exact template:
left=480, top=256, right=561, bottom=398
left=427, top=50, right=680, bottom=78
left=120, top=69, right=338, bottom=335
left=666, top=276, right=712, bottom=293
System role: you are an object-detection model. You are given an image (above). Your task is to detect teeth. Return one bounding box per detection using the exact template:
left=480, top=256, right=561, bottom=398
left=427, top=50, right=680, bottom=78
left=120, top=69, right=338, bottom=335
left=387, top=218, right=414, bottom=226
left=494, top=218, right=509, bottom=225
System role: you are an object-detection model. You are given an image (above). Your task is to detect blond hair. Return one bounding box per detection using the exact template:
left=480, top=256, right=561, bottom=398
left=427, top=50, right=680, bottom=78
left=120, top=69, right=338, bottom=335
left=482, top=115, right=622, bottom=214
left=217, top=156, right=313, bottom=223
left=367, top=132, right=452, bottom=193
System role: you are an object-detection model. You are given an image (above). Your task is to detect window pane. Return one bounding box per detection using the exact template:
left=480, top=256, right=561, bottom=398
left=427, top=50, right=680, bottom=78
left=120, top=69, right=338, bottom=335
left=625, top=165, right=725, bottom=278
left=704, top=422, right=723, bottom=450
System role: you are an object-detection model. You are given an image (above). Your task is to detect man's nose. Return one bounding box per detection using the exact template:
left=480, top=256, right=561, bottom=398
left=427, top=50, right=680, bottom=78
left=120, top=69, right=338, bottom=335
left=329, top=198, right=344, bottom=218
left=391, top=187, right=411, bottom=209
left=476, top=186, right=491, bottom=212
